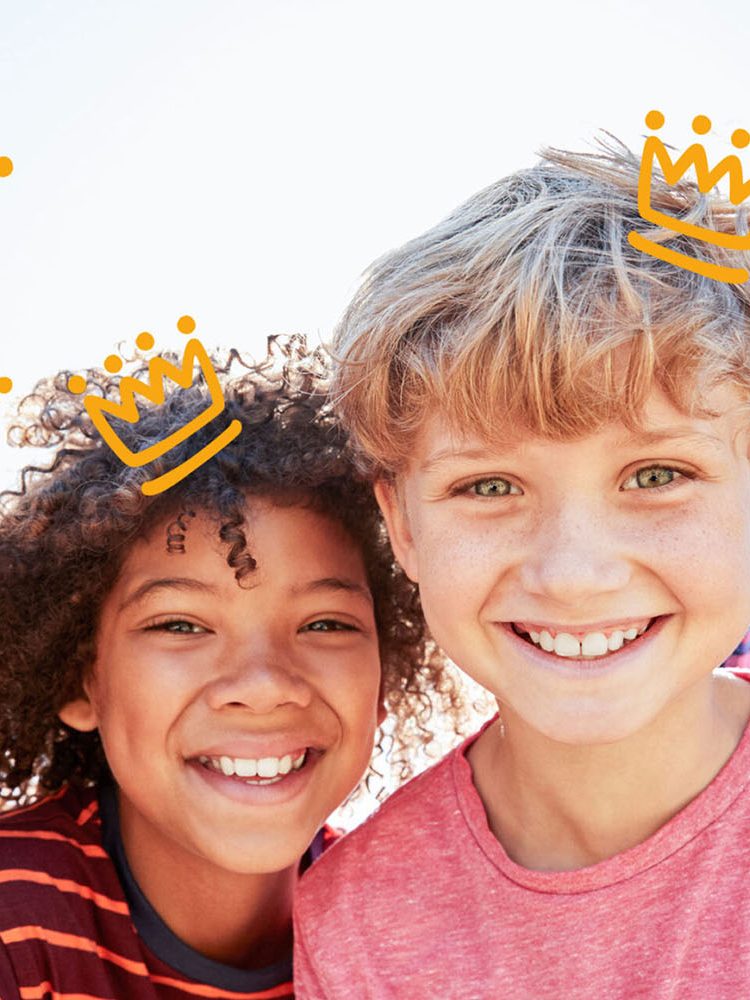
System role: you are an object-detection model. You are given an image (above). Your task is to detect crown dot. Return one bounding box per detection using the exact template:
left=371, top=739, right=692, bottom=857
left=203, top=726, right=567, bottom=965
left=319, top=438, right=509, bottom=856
left=0, top=376, right=12, bottom=394
left=67, top=375, right=86, bottom=395
left=0, top=157, right=13, bottom=178
left=104, top=354, right=123, bottom=374
left=692, top=114, right=711, bottom=135
left=136, top=331, right=155, bottom=351
left=177, top=315, right=196, bottom=335
left=731, top=128, right=750, bottom=149
left=645, top=110, right=665, bottom=130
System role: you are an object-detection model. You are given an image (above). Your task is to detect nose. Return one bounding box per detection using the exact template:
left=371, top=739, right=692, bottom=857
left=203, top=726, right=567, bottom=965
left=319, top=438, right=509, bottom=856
left=204, top=637, right=314, bottom=714
left=518, top=500, right=631, bottom=606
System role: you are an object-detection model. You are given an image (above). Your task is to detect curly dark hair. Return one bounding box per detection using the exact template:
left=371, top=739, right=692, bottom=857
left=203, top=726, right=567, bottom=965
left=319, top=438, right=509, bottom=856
left=0, top=334, right=463, bottom=806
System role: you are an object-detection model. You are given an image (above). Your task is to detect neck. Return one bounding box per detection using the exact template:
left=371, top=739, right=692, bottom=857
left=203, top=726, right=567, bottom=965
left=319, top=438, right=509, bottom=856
left=469, top=672, right=750, bottom=872
left=118, top=800, right=299, bottom=969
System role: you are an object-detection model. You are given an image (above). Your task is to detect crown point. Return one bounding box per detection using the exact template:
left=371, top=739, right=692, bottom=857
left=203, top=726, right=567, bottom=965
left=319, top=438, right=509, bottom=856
left=645, top=110, right=664, bottom=130
left=731, top=127, right=750, bottom=150
left=67, top=375, right=86, bottom=395
left=177, top=315, right=196, bottom=335
left=104, top=354, right=123, bottom=374
left=0, top=376, right=12, bottom=393
left=0, top=156, right=13, bottom=178
left=136, top=331, right=155, bottom=351
left=692, top=114, right=711, bottom=135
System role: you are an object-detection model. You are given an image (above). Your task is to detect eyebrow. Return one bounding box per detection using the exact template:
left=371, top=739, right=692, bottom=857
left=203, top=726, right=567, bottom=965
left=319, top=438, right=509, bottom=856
left=289, top=577, right=373, bottom=603
left=119, top=575, right=373, bottom=613
left=118, top=577, right=218, bottom=612
left=420, top=427, right=726, bottom=472
left=616, top=427, right=725, bottom=451
left=420, top=446, right=508, bottom=474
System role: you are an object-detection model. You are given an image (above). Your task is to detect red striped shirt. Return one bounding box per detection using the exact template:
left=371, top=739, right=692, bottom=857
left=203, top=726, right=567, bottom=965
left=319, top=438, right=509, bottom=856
left=0, top=785, right=302, bottom=1000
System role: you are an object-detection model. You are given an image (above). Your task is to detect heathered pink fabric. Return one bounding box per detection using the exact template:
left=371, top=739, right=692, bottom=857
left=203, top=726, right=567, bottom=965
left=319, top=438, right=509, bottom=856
left=294, top=678, right=750, bottom=999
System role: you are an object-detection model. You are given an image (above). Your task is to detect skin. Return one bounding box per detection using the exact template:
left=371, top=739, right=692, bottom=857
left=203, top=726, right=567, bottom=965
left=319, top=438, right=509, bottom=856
left=60, top=500, right=382, bottom=967
left=377, top=383, right=750, bottom=872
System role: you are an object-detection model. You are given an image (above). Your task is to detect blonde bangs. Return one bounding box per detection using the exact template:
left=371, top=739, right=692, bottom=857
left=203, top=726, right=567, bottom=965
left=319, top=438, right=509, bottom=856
left=331, top=141, right=750, bottom=475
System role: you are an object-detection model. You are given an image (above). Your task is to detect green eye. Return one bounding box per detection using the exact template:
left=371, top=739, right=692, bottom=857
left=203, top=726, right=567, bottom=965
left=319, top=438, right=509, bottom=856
left=472, top=478, right=514, bottom=497
left=634, top=467, right=677, bottom=489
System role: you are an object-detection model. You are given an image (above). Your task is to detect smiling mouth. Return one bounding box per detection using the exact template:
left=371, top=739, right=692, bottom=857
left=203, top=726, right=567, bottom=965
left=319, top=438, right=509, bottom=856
left=510, top=618, right=656, bottom=659
left=196, top=750, right=311, bottom=785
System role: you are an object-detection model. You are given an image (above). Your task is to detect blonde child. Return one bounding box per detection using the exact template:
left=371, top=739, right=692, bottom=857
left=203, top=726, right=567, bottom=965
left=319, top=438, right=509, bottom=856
left=294, top=145, right=750, bottom=999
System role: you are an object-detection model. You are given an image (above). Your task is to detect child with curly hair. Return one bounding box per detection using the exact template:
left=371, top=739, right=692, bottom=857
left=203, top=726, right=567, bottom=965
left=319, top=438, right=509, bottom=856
left=0, top=335, right=457, bottom=999
left=294, top=144, right=750, bottom=999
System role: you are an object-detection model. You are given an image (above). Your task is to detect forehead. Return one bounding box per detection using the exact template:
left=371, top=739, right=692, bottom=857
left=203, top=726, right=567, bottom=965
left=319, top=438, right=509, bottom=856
left=411, top=381, right=750, bottom=470
left=113, top=501, right=369, bottom=595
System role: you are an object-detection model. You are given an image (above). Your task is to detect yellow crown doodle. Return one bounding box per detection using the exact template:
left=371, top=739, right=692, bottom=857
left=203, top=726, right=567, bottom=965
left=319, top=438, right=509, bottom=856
left=67, top=316, right=242, bottom=496
left=628, top=110, right=750, bottom=284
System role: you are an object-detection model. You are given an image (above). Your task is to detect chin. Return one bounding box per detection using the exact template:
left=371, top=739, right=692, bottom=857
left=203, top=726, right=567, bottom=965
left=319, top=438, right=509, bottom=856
left=525, top=699, right=658, bottom=747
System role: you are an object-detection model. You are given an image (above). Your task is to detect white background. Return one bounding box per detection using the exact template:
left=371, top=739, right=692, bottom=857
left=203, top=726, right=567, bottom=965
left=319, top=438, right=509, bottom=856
left=1, top=0, right=748, bottom=485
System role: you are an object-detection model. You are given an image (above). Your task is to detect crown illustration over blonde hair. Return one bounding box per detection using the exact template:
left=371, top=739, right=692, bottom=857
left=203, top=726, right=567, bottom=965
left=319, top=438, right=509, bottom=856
left=67, top=316, right=241, bottom=495
left=629, top=110, right=750, bottom=283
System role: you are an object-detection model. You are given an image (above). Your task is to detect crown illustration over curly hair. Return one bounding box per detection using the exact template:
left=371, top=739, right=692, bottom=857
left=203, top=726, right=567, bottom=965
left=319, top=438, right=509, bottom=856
left=67, top=315, right=242, bottom=496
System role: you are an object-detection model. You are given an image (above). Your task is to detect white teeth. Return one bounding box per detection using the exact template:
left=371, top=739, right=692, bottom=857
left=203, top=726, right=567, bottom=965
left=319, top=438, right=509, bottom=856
left=517, top=620, right=652, bottom=659
left=234, top=758, right=258, bottom=778
left=581, top=632, right=608, bottom=657
left=257, top=757, right=280, bottom=778
left=554, top=633, right=580, bottom=657
left=607, top=630, right=624, bottom=651
left=204, top=751, right=308, bottom=779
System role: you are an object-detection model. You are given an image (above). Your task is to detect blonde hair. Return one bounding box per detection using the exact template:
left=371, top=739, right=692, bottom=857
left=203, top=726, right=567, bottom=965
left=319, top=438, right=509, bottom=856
left=330, top=139, right=750, bottom=476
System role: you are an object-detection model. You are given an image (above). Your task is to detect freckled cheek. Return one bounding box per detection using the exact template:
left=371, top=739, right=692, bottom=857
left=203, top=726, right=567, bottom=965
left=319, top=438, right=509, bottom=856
left=416, top=525, right=504, bottom=622
left=645, top=502, right=750, bottom=610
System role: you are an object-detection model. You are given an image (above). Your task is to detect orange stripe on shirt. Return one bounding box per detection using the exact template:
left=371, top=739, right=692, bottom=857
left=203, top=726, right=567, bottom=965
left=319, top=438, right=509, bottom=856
left=0, top=830, right=107, bottom=858
left=0, top=869, right=129, bottom=914
left=1, top=926, right=148, bottom=977
left=75, top=801, right=99, bottom=827
left=149, top=974, right=294, bottom=999
left=19, top=980, right=292, bottom=1000
left=20, top=981, right=110, bottom=1000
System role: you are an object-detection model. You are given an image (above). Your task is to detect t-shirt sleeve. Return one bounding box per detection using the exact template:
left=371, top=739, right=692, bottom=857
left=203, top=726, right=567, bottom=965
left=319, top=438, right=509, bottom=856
left=0, top=941, right=22, bottom=1000
left=293, top=909, right=330, bottom=999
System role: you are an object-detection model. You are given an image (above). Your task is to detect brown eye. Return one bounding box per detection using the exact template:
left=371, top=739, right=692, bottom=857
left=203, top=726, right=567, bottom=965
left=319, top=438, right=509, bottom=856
left=302, top=620, right=358, bottom=633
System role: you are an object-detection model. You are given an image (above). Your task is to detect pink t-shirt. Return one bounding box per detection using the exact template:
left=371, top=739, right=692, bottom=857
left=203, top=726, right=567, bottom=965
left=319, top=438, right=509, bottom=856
left=294, top=673, right=750, bottom=999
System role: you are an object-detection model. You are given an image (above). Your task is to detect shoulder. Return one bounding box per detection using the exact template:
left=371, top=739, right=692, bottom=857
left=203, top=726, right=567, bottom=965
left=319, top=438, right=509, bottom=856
left=0, top=784, right=119, bottom=924
left=296, top=741, right=468, bottom=917
left=0, top=783, right=104, bottom=855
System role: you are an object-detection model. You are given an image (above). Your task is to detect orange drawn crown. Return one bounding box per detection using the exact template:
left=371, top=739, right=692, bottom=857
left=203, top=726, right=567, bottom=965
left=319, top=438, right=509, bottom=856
left=628, top=110, right=750, bottom=284
left=67, top=317, right=241, bottom=496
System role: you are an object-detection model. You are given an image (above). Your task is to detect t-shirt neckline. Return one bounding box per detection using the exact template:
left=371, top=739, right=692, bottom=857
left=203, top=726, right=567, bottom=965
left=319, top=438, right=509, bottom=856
left=454, top=685, right=750, bottom=894
left=99, top=782, right=299, bottom=992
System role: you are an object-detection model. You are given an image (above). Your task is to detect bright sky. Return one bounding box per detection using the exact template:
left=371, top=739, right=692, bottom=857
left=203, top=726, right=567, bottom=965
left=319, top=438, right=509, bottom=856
left=0, top=0, right=748, bottom=485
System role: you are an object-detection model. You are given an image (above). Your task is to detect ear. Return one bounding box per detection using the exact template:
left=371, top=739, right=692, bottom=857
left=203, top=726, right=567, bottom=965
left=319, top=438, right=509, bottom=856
left=58, top=693, right=99, bottom=733
left=376, top=691, right=388, bottom=727
left=374, top=479, right=419, bottom=583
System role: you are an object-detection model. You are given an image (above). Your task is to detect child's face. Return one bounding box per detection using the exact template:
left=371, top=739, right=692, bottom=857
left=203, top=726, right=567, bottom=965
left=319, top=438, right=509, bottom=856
left=61, top=500, right=381, bottom=875
left=377, top=382, right=750, bottom=745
